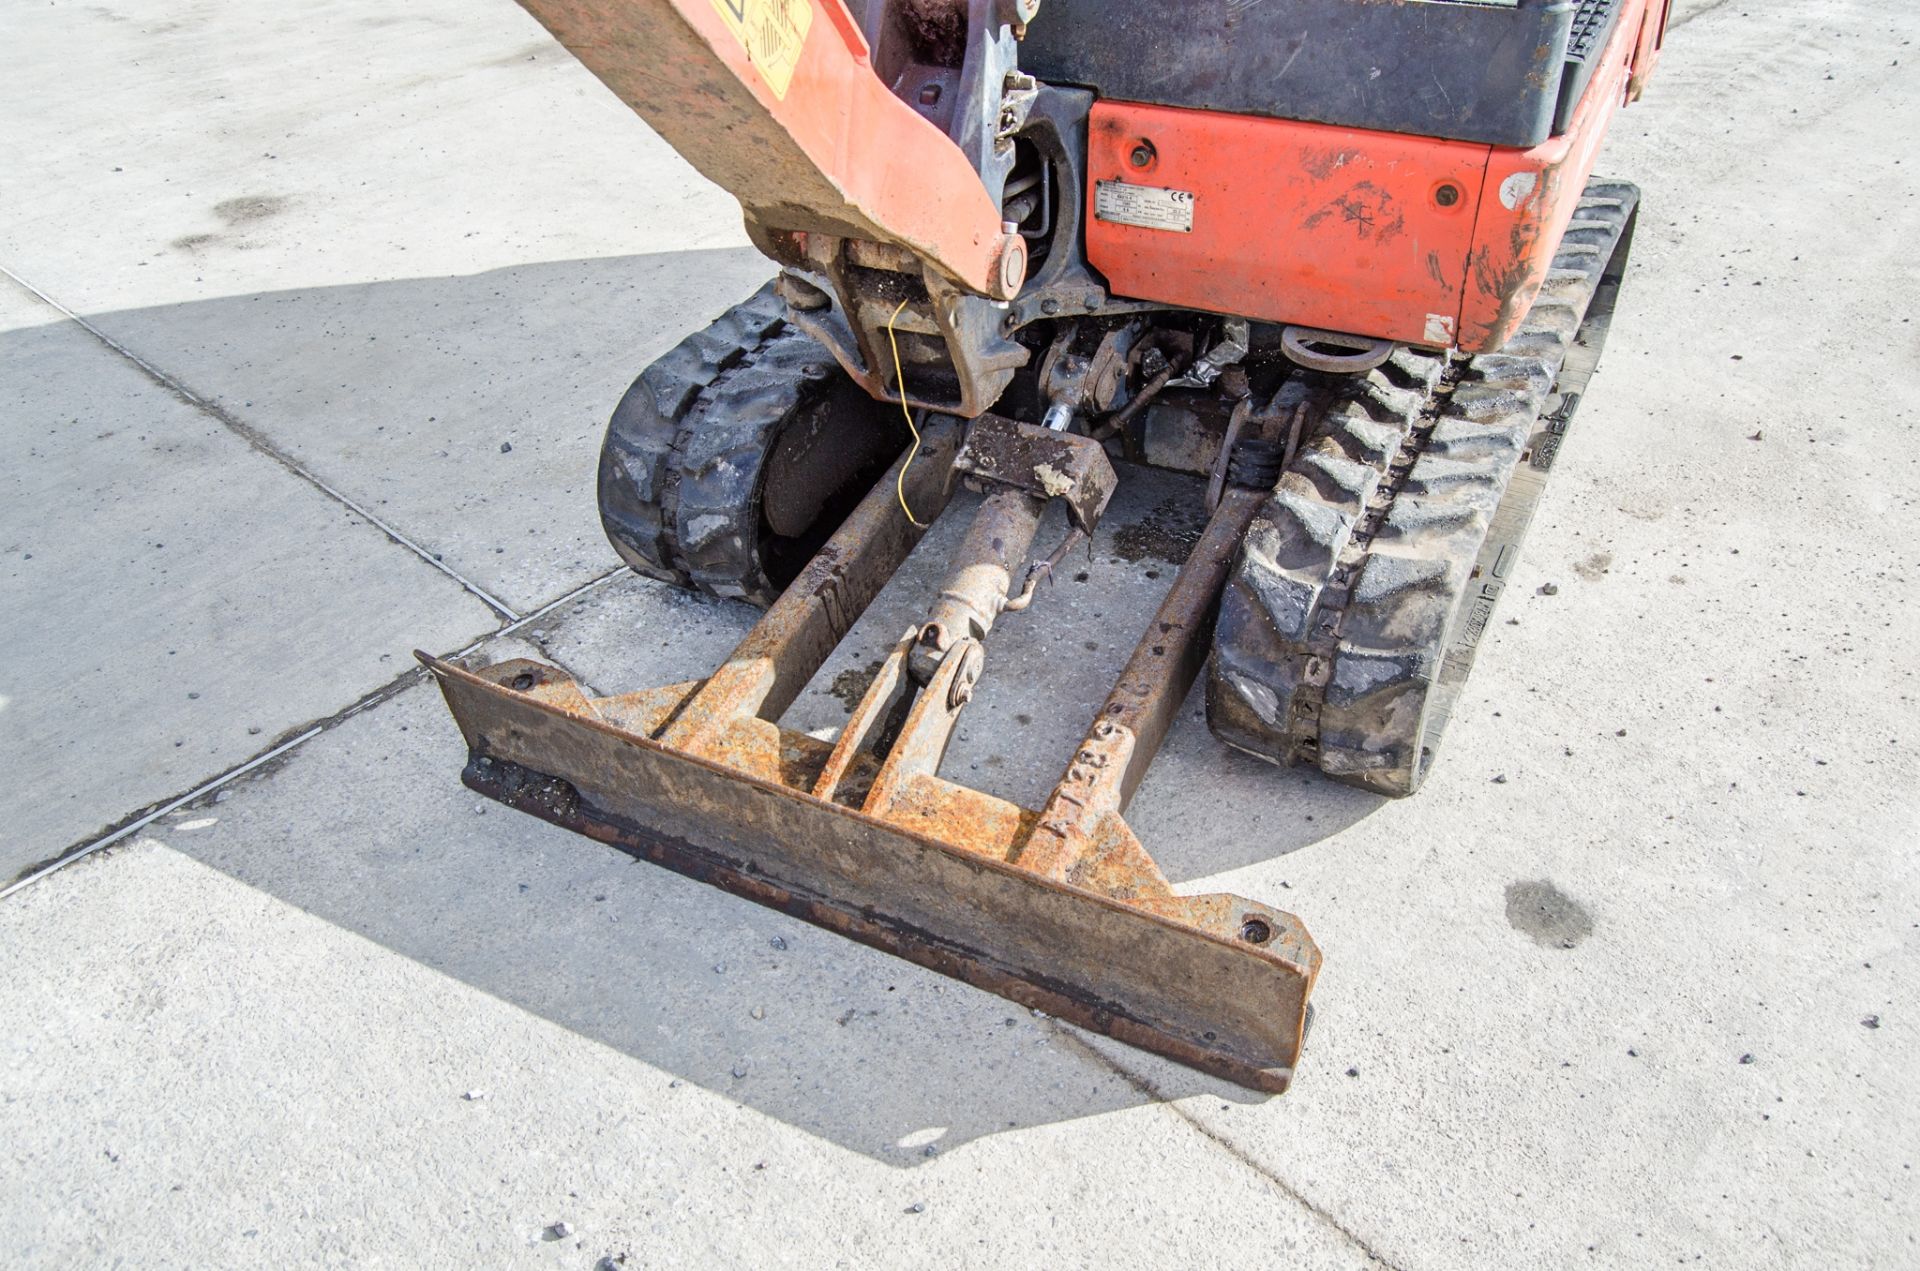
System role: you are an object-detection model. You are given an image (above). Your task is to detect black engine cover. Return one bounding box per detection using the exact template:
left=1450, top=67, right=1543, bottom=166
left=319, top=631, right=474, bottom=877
left=1020, top=0, right=1606, bottom=149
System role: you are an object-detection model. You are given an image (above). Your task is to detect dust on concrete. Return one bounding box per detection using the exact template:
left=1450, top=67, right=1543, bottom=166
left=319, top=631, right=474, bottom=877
left=1616, top=491, right=1668, bottom=522
left=172, top=196, right=291, bottom=254
left=214, top=195, right=289, bottom=226
left=1574, top=551, right=1614, bottom=582
left=1112, top=497, right=1208, bottom=566
left=1504, top=879, right=1594, bottom=948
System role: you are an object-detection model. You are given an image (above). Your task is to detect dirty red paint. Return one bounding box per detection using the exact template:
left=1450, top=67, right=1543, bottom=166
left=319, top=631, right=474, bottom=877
left=1084, top=0, right=1667, bottom=352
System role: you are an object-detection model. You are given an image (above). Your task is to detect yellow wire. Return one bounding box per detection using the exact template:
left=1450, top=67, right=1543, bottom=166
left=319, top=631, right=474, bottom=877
left=885, top=297, right=926, bottom=528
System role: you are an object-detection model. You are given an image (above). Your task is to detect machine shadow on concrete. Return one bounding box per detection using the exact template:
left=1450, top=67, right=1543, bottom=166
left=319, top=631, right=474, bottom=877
left=8, top=253, right=1384, bottom=1163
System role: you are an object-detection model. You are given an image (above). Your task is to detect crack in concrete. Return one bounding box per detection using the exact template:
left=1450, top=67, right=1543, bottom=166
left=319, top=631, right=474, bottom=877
left=1, top=567, right=622, bottom=897
left=1047, top=1027, right=1411, bottom=1270
left=0, top=264, right=521, bottom=620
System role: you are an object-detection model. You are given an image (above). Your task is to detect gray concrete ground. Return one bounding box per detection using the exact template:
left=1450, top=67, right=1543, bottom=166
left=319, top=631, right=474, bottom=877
left=2, top=0, right=1915, bottom=1266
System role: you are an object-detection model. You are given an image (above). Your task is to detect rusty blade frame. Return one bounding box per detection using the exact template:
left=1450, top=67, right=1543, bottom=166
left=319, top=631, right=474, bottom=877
left=424, top=422, right=1320, bottom=1090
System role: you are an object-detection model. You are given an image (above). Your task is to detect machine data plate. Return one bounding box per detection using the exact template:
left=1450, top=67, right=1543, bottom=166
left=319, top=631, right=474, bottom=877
left=1095, top=180, right=1195, bottom=233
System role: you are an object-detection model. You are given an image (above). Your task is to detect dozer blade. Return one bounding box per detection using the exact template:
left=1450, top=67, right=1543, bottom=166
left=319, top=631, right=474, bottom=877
left=426, top=418, right=1319, bottom=1090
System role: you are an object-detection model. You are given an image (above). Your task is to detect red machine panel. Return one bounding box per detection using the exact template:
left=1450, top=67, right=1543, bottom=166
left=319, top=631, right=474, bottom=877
left=1086, top=102, right=1492, bottom=349
left=1084, top=0, right=1660, bottom=352
left=1461, top=0, right=1649, bottom=349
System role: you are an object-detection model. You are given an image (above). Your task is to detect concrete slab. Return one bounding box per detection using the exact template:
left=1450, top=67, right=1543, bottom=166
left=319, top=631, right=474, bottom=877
left=0, top=836, right=1371, bottom=1268
left=1, top=0, right=1916, bottom=1266
left=125, top=479, right=1268, bottom=1161
left=0, top=278, right=498, bottom=882
left=1075, top=5, right=1920, bottom=1268
left=0, top=0, right=774, bottom=612
left=0, top=467, right=1392, bottom=1261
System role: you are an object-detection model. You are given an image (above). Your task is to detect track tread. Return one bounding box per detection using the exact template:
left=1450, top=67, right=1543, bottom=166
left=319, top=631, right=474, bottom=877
left=1208, top=350, right=1446, bottom=766
left=1209, top=178, right=1640, bottom=795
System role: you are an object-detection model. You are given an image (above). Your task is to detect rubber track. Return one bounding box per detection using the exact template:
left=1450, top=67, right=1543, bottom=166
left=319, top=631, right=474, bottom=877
left=597, top=282, right=844, bottom=607
left=1207, top=348, right=1446, bottom=779
left=1209, top=180, right=1641, bottom=795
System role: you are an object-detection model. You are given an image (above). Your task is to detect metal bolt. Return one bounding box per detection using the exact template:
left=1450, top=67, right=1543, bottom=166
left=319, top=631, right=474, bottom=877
left=947, top=643, right=985, bottom=710
left=918, top=83, right=942, bottom=106
left=1435, top=183, right=1461, bottom=208
left=1129, top=142, right=1155, bottom=169
left=995, top=227, right=1027, bottom=300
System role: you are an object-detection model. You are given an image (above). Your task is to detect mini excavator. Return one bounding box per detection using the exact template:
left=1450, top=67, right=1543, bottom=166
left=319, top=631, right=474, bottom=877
left=425, top=0, right=1667, bottom=1089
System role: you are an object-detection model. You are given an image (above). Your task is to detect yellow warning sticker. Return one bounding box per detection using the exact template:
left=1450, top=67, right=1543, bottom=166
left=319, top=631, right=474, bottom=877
left=708, top=0, right=813, bottom=100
